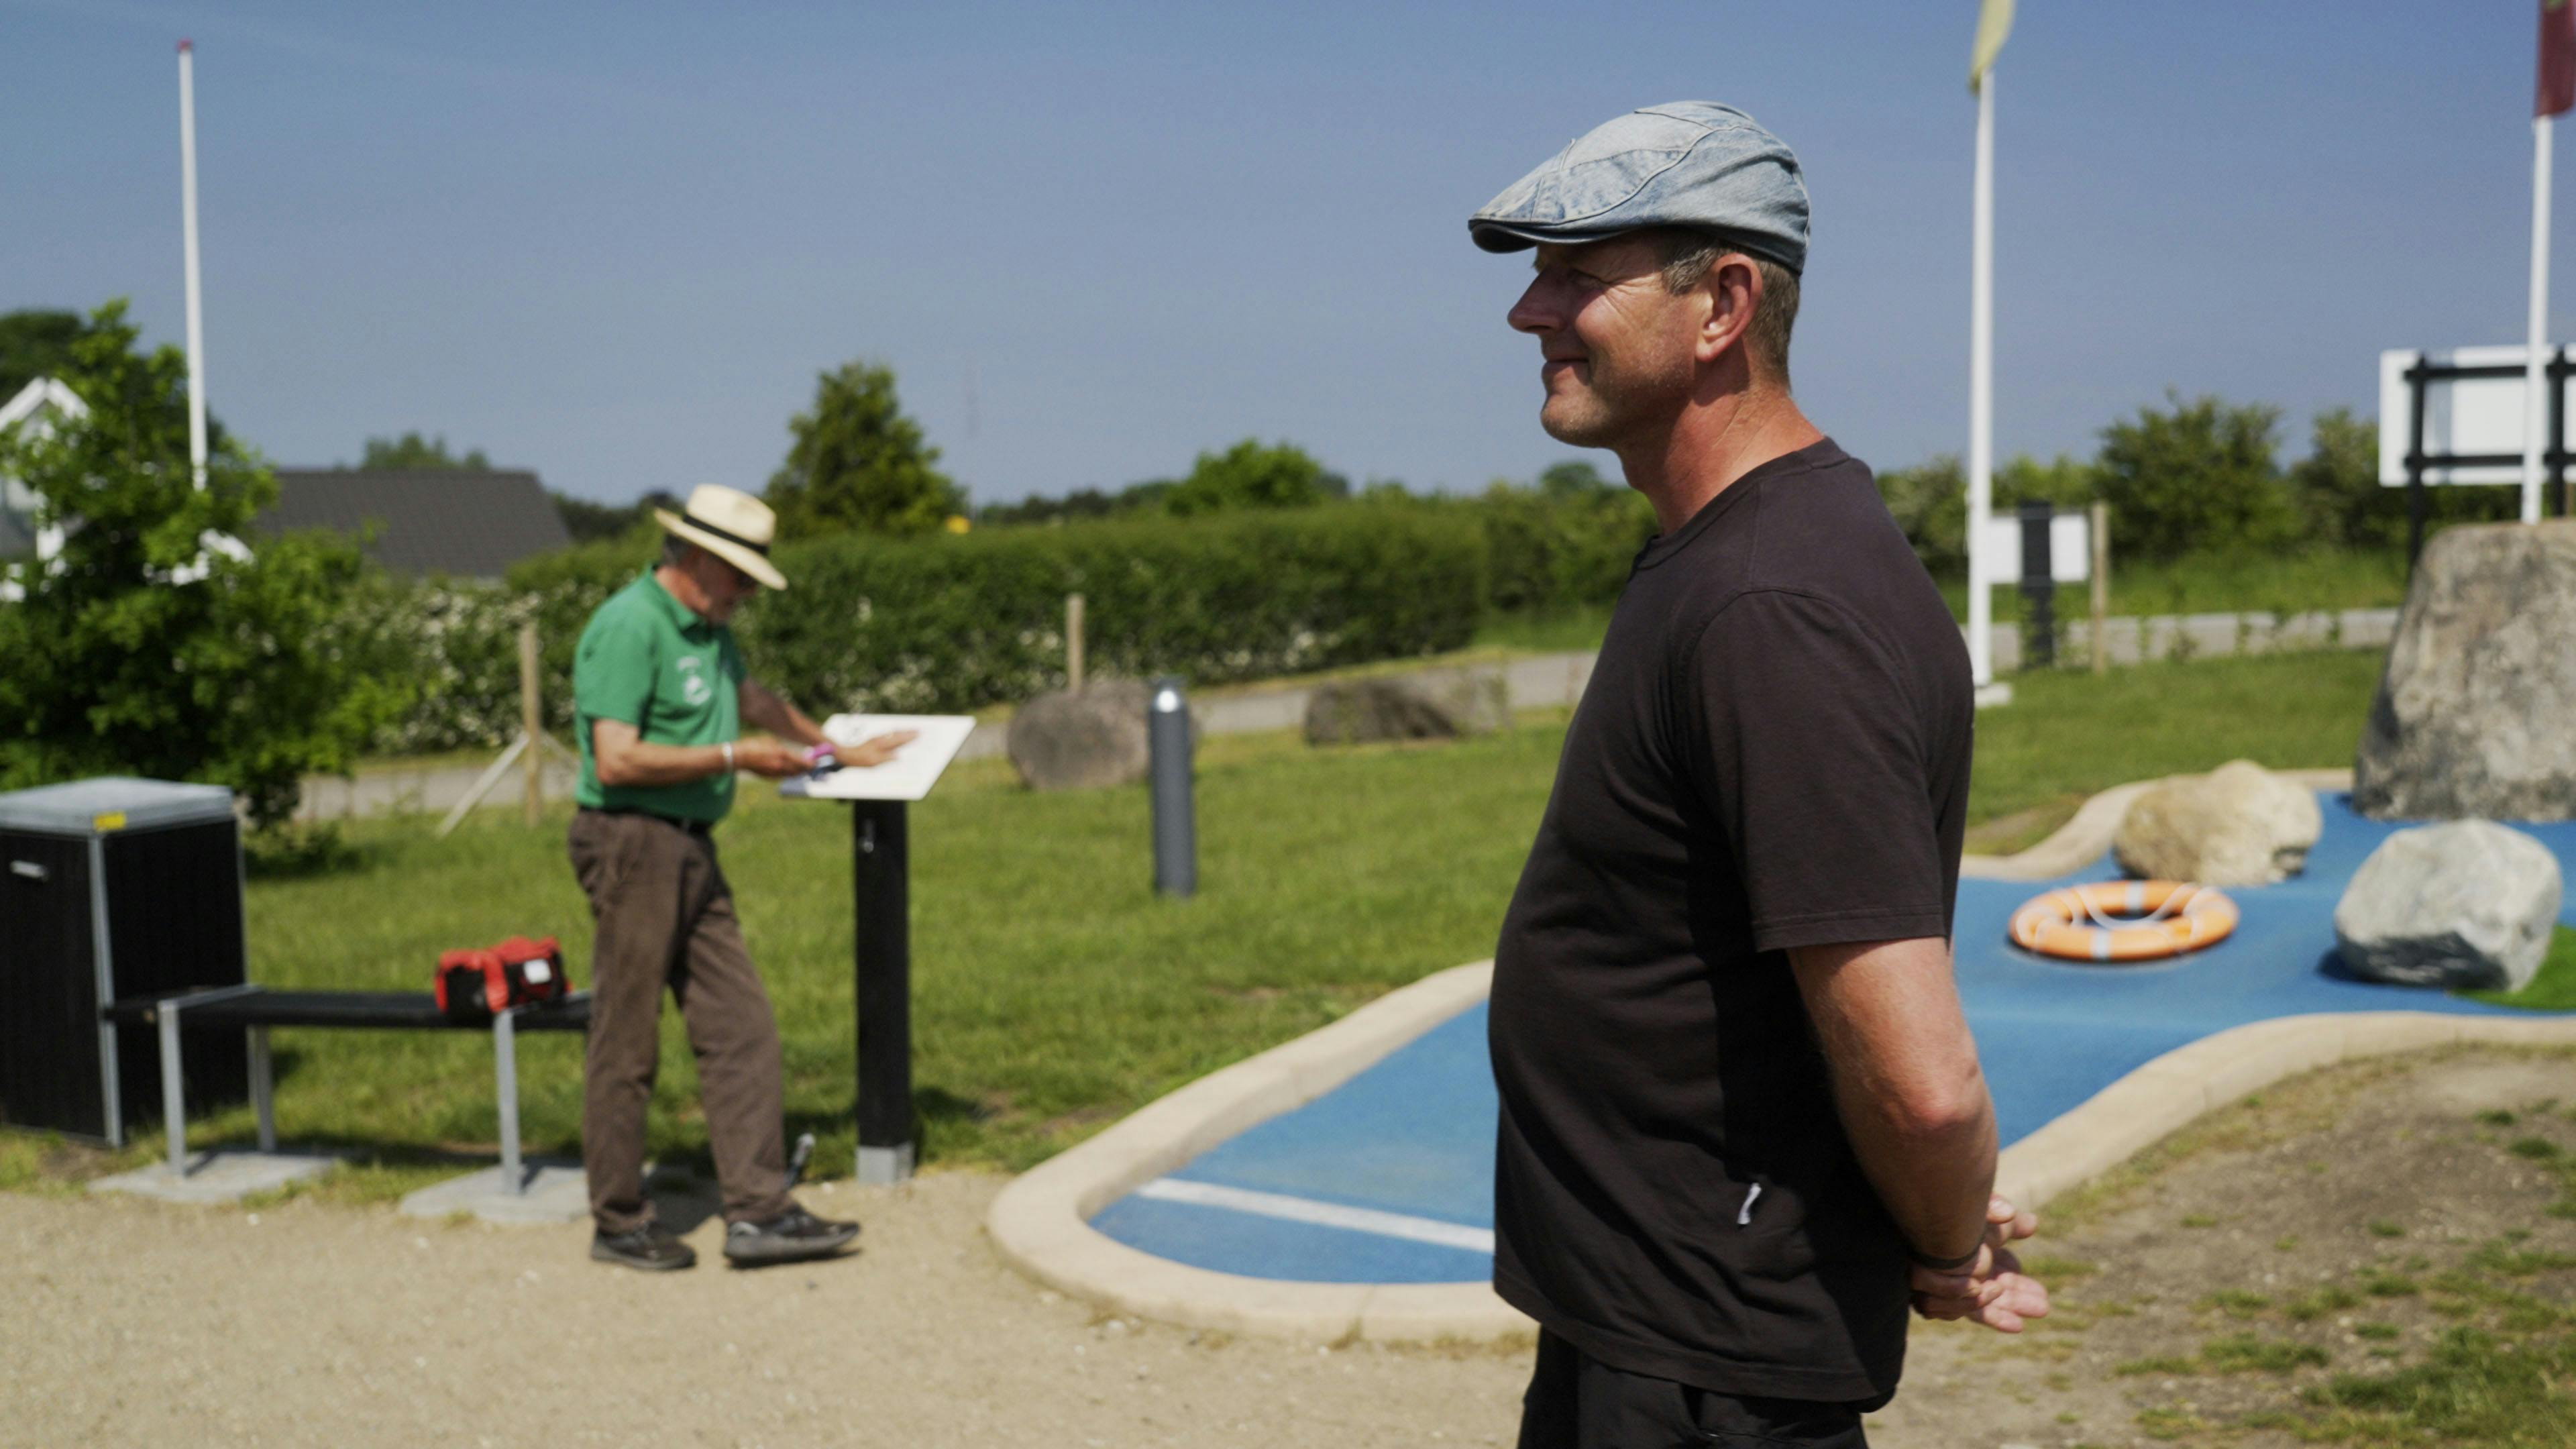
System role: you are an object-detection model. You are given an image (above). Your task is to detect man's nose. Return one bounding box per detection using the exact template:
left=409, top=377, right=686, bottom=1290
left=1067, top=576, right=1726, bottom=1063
left=1507, top=276, right=1557, bottom=336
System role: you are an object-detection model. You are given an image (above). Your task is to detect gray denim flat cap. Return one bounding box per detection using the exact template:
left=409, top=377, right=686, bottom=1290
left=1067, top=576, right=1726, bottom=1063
left=1468, top=102, right=1809, bottom=274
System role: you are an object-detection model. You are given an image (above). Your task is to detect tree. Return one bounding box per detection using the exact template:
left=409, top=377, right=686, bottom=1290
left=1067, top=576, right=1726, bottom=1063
left=1, top=307, right=230, bottom=449
left=0, top=309, right=90, bottom=402
left=1537, top=460, right=1616, bottom=500
left=0, top=303, right=402, bottom=830
left=2284, top=407, right=2516, bottom=550
left=2094, top=392, right=2296, bottom=560
left=765, top=361, right=961, bottom=539
left=549, top=489, right=672, bottom=545
left=1876, top=455, right=1968, bottom=576
left=356, top=431, right=490, bottom=470
left=1165, top=439, right=1332, bottom=516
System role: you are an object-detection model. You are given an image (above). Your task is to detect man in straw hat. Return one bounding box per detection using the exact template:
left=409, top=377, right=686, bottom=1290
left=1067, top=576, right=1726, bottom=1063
left=569, top=483, right=912, bottom=1271
left=1470, top=105, right=2046, bottom=1443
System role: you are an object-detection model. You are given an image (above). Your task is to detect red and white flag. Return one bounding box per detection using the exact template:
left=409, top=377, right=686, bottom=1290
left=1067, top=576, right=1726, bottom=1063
left=2541, top=0, right=2576, bottom=118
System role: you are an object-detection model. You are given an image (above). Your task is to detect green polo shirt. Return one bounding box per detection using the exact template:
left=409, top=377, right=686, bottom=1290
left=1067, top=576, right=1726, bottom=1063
left=572, top=570, right=745, bottom=824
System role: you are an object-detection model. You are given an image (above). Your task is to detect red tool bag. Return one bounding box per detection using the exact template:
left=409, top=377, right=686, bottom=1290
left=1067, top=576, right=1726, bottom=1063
left=435, top=935, right=570, bottom=1022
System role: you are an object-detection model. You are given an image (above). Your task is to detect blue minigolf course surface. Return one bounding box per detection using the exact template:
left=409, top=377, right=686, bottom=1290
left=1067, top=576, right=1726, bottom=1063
left=1087, top=796, right=2576, bottom=1283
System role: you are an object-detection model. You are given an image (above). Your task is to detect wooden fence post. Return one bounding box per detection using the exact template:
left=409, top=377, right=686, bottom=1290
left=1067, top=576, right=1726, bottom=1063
left=519, top=621, right=543, bottom=826
left=1066, top=592, right=1086, bottom=694
left=2089, top=502, right=2110, bottom=676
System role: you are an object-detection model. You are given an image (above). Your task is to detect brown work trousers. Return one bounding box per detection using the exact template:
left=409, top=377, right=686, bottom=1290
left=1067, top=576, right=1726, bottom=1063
left=568, top=809, right=792, bottom=1234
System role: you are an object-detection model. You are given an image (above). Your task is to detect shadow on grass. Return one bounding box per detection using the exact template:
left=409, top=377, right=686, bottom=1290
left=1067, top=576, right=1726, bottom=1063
left=244, top=822, right=384, bottom=880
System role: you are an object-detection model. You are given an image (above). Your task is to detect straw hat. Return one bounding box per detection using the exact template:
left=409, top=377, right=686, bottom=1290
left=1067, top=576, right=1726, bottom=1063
left=654, top=484, right=788, bottom=591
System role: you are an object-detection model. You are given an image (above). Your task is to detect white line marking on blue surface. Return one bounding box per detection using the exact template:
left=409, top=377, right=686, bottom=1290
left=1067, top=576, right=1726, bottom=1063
left=1132, top=1178, right=1496, bottom=1254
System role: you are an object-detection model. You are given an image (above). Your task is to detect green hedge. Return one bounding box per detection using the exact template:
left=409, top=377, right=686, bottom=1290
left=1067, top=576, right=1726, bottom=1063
left=741, top=505, right=1485, bottom=714
left=1450, top=486, right=1656, bottom=614
left=353, top=506, right=1487, bottom=752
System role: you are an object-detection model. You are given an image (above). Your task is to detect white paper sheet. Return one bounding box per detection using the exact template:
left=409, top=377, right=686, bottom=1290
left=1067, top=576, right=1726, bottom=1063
left=776, top=714, right=977, bottom=802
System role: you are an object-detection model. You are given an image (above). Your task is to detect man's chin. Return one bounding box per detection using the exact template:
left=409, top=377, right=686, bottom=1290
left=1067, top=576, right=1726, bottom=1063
left=1538, top=406, right=1615, bottom=449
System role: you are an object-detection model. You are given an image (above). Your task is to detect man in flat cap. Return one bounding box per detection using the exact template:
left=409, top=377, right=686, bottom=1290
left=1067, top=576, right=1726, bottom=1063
left=1472, top=103, right=2047, bottom=1444
left=570, top=483, right=911, bottom=1271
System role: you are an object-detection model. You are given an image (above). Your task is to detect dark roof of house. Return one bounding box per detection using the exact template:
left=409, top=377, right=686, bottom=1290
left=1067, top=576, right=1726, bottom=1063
left=262, top=470, right=572, bottom=580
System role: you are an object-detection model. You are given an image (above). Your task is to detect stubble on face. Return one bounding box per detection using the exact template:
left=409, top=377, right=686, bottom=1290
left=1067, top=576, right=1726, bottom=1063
left=1519, top=239, right=1701, bottom=451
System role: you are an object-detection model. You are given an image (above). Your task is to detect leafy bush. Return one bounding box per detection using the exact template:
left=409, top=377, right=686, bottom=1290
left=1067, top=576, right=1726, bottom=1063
left=0, top=304, right=401, bottom=827
left=2096, top=392, right=2298, bottom=560
left=1876, top=455, right=1969, bottom=576
left=1452, top=474, right=1648, bottom=608
left=743, top=504, right=1485, bottom=713
left=2288, top=407, right=2517, bottom=550
left=355, top=506, right=1485, bottom=748
left=1875, top=452, right=2100, bottom=578
left=1165, top=438, right=1344, bottom=516
left=321, top=577, right=550, bottom=753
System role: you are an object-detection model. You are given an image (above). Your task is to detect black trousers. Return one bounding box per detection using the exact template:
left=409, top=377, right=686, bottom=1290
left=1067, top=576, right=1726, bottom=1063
left=1517, top=1331, right=1870, bottom=1449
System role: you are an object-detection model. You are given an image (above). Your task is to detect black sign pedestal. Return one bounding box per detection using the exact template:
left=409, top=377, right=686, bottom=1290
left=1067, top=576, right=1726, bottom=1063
left=779, top=712, right=974, bottom=1190
left=850, top=800, right=913, bottom=1185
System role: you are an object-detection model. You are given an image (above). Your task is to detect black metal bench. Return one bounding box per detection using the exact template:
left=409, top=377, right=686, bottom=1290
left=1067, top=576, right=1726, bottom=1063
left=102, top=987, right=591, bottom=1194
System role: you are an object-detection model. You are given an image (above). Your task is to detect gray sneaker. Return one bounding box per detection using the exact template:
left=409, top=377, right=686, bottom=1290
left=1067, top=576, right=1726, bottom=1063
left=722, top=1206, right=860, bottom=1265
left=591, top=1224, right=696, bottom=1272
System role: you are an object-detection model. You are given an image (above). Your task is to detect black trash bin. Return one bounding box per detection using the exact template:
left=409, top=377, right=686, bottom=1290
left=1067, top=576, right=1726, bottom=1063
left=0, top=777, right=249, bottom=1145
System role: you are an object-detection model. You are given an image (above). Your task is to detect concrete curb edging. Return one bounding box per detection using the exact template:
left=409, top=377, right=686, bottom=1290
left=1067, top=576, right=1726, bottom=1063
left=985, top=961, right=1530, bottom=1343
left=986, top=765, right=2563, bottom=1344
left=1993, top=1010, right=2576, bottom=1213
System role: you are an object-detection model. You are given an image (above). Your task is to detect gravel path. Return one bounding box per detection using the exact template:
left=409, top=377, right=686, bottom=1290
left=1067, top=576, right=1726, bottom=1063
left=0, top=1171, right=1529, bottom=1449
left=12, top=1043, right=2550, bottom=1448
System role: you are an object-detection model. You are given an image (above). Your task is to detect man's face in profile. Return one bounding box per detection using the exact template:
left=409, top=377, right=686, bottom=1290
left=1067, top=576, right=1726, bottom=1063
left=688, top=547, right=759, bottom=625
left=1507, top=235, right=1702, bottom=450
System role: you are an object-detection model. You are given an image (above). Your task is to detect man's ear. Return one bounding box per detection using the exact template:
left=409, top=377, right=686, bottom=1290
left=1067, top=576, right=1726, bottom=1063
left=1695, top=256, right=1762, bottom=367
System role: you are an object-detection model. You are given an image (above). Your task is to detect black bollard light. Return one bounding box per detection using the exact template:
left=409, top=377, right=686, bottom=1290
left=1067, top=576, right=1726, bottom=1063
left=2018, top=499, right=2057, bottom=669
left=1148, top=676, right=1196, bottom=898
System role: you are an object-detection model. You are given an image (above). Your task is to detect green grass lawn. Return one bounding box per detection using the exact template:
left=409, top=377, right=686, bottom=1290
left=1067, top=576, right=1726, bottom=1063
left=2470, top=928, right=2576, bottom=1013
left=1966, top=650, right=2383, bottom=845
left=1474, top=547, right=2416, bottom=655
left=0, top=648, right=2449, bottom=1201
left=1943, top=545, right=2412, bottom=625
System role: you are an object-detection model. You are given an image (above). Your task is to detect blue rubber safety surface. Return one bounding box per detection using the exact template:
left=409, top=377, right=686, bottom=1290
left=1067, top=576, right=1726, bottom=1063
left=1087, top=796, right=2576, bottom=1284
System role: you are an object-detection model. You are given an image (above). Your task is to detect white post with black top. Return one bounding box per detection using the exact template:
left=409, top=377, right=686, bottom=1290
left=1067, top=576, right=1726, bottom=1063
left=780, top=714, right=976, bottom=1186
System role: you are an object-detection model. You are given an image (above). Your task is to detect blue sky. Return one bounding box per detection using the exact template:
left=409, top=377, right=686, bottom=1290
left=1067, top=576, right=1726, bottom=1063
left=0, top=1, right=2557, bottom=506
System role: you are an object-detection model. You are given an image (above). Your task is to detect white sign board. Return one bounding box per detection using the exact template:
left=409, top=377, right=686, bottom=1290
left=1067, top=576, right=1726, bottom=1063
left=2377, top=345, right=2571, bottom=486
left=777, top=714, right=977, bottom=802
left=1979, top=511, right=2091, bottom=585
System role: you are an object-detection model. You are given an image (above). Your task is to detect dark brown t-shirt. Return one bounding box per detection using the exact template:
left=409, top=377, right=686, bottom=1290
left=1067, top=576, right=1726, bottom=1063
left=1487, top=438, right=1974, bottom=1405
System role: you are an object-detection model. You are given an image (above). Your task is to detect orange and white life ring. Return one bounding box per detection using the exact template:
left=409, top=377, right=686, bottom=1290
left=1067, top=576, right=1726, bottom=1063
left=2008, top=880, right=2239, bottom=963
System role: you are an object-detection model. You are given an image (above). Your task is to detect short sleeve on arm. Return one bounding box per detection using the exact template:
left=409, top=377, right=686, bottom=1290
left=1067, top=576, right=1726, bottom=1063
left=1686, top=590, right=1950, bottom=953
left=574, top=614, right=657, bottom=728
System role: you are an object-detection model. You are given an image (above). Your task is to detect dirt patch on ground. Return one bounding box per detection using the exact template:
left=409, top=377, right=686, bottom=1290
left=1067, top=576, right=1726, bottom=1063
left=1876, top=1045, right=2576, bottom=1449
left=1, top=1046, right=2569, bottom=1448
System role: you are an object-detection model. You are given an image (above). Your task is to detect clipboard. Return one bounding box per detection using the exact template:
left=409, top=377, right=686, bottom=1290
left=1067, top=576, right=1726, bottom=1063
left=777, top=714, right=977, bottom=802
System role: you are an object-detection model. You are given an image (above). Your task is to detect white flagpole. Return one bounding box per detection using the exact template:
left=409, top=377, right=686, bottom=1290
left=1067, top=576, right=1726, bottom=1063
left=178, top=40, right=209, bottom=490
left=2526, top=112, right=2555, bottom=525
left=1968, top=68, right=1998, bottom=689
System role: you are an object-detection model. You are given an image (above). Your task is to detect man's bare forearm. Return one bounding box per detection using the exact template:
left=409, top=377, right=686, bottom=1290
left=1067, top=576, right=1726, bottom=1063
left=1788, top=936, right=1998, bottom=1264
left=595, top=736, right=727, bottom=787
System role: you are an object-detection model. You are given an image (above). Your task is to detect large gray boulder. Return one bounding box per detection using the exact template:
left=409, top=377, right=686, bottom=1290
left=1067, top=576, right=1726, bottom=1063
left=2355, top=520, right=2576, bottom=821
left=2333, top=820, right=2563, bottom=992
left=1304, top=670, right=1508, bottom=746
left=2112, top=759, right=2323, bottom=885
left=1008, top=680, right=1152, bottom=791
